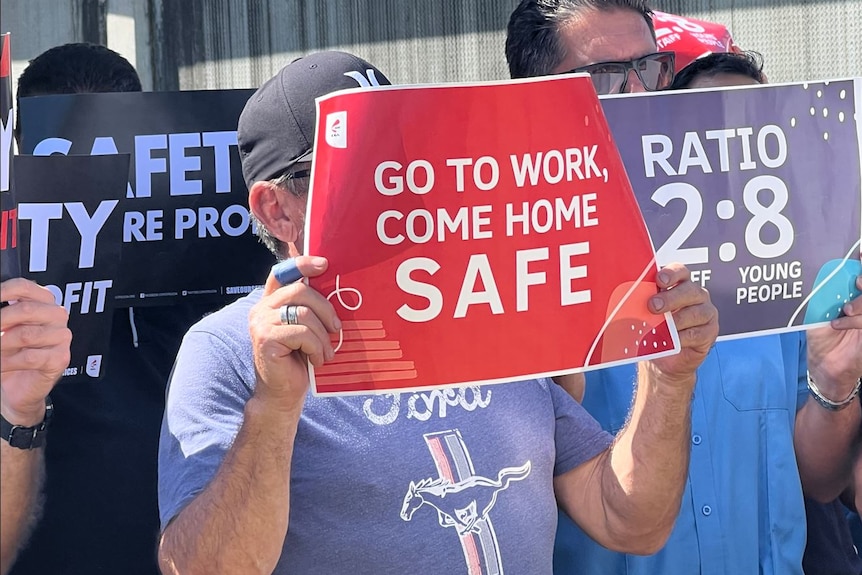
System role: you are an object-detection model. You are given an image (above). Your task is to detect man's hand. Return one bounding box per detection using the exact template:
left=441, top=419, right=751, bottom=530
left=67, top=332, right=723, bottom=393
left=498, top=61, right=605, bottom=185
left=794, top=264, right=861, bottom=503
left=0, top=279, right=71, bottom=427
left=554, top=263, right=716, bottom=555
left=806, top=270, right=862, bottom=395
left=160, top=257, right=340, bottom=575
left=248, top=256, right=341, bottom=415
left=644, top=263, right=719, bottom=389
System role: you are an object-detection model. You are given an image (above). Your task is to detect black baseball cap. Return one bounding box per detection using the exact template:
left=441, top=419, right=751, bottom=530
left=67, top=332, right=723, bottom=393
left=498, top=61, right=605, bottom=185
left=237, top=50, right=391, bottom=189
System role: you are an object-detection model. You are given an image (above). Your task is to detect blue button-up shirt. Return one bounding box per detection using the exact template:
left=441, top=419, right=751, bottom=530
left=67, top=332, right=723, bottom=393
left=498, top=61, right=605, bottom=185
left=554, top=333, right=809, bottom=574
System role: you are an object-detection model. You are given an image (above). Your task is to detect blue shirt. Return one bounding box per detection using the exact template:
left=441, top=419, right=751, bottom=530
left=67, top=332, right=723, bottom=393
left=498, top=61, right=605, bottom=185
left=554, top=333, right=809, bottom=575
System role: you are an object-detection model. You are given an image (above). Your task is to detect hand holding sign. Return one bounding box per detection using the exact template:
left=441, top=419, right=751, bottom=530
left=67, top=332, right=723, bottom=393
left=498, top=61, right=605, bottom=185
left=645, top=263, right=719, bottom=388
left=0, top=278, right=71, bottom=425
left=806, top=257, right=862, bottom=394
left=249, top=256, right=340, bottom=414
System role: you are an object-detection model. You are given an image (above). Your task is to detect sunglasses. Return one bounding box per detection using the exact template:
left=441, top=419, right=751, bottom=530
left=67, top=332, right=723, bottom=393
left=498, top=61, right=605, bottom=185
left=562, top=52, right=676, bottom=95
left=273, top=168, right=312, bottom=197
left=284, top=169, right=311, bottom=180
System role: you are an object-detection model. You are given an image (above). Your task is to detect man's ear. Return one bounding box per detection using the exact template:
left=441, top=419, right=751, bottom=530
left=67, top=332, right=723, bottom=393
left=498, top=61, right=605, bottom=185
left=248, top=180, right=300, bottom=243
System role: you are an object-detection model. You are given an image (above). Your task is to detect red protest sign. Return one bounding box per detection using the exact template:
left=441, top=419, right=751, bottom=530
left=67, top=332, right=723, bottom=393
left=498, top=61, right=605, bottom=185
left=305, top=76, right=679, bottom=396
left=654, top=11, right=741, bottom=71
left=0, top=34, right=10, bottom=78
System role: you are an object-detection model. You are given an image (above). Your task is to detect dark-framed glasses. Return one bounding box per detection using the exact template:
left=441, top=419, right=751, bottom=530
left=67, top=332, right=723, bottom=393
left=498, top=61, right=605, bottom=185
left=284, top=168, right=311, bottom=180
left=562, top=52, right=675, bottom=95
left=273, top=167, right=312, bottom=197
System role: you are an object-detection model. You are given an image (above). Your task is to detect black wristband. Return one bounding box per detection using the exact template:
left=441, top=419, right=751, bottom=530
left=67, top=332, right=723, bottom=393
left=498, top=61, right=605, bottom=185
left=0, top=396, right=53, bottom=449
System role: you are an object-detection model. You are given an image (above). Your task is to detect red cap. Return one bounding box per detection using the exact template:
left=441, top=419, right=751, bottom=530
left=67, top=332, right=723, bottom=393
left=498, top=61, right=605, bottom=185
left=653, top=11, right=741, bottom=72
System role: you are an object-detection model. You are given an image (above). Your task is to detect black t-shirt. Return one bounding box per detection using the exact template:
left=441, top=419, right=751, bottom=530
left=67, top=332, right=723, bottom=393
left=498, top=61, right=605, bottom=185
left=10, top=303, right=216, bottom=575
left=803, top=497, right=862, bottom=575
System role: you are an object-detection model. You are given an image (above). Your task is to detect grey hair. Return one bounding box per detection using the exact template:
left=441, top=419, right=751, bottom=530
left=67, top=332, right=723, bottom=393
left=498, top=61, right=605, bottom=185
left=252, top=171, right=309, bottom=258
left=506, top=0, right=656, bottom=79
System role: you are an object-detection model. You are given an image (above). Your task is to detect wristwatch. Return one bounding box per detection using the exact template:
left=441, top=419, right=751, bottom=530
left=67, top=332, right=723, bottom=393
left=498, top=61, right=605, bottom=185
left=0, top=396, right=53, bottom=449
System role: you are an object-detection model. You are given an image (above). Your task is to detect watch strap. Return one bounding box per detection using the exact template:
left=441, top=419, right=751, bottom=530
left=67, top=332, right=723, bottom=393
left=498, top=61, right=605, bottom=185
left=0, top=396, right=53, bottom=449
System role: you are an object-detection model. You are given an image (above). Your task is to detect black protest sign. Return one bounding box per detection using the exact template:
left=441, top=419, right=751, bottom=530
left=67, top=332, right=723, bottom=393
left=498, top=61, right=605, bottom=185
left=16, top=154, right=129, bottom=381
left=0, top=33, right=19, bottom=283
left=17, top=89, right=273, bottom=306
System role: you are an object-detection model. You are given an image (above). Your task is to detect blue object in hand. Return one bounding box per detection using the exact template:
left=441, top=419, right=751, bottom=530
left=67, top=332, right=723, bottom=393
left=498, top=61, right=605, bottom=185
left=272, top=259, right=303, bottom=286
left=804, top=258, right=862, bottom=324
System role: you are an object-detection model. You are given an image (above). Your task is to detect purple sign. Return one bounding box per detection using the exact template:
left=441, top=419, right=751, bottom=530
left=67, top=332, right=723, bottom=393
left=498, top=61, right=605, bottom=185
left=601, top=79, right=862, bottom=339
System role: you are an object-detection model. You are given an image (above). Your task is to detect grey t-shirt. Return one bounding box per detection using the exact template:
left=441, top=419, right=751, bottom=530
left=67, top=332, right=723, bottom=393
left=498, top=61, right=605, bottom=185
left=159, top=289, right=613, bottom=574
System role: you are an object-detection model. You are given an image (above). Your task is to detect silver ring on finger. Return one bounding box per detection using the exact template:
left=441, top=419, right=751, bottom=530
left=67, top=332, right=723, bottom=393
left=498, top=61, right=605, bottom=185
left=280, top=304, right=300, bottom=326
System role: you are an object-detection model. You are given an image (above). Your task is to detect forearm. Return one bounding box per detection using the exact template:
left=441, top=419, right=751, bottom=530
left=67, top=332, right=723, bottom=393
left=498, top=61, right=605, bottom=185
left=159, top=396, right=299, bottom=575
left=601, top=363, right=693, bottom=552
left=557, top=363, right=693, bottom=554
left=795, top=374, right=861, bottom=502
left=557, top=263, right=715, bottom=553
left=0, top=443, right=45, bottom=575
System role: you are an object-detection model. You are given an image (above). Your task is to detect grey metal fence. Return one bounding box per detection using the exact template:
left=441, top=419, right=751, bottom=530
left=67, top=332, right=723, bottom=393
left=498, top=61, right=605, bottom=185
left=2, top=0, right=860, bottom=93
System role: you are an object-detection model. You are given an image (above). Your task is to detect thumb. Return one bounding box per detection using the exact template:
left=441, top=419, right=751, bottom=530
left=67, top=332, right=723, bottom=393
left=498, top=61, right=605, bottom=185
left=264, top=256, right=329, bottom=294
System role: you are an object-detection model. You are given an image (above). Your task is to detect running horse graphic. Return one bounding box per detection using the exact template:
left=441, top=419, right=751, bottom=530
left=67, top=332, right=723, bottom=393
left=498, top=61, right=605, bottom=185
left=400, top=461, right=532, bottom=536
